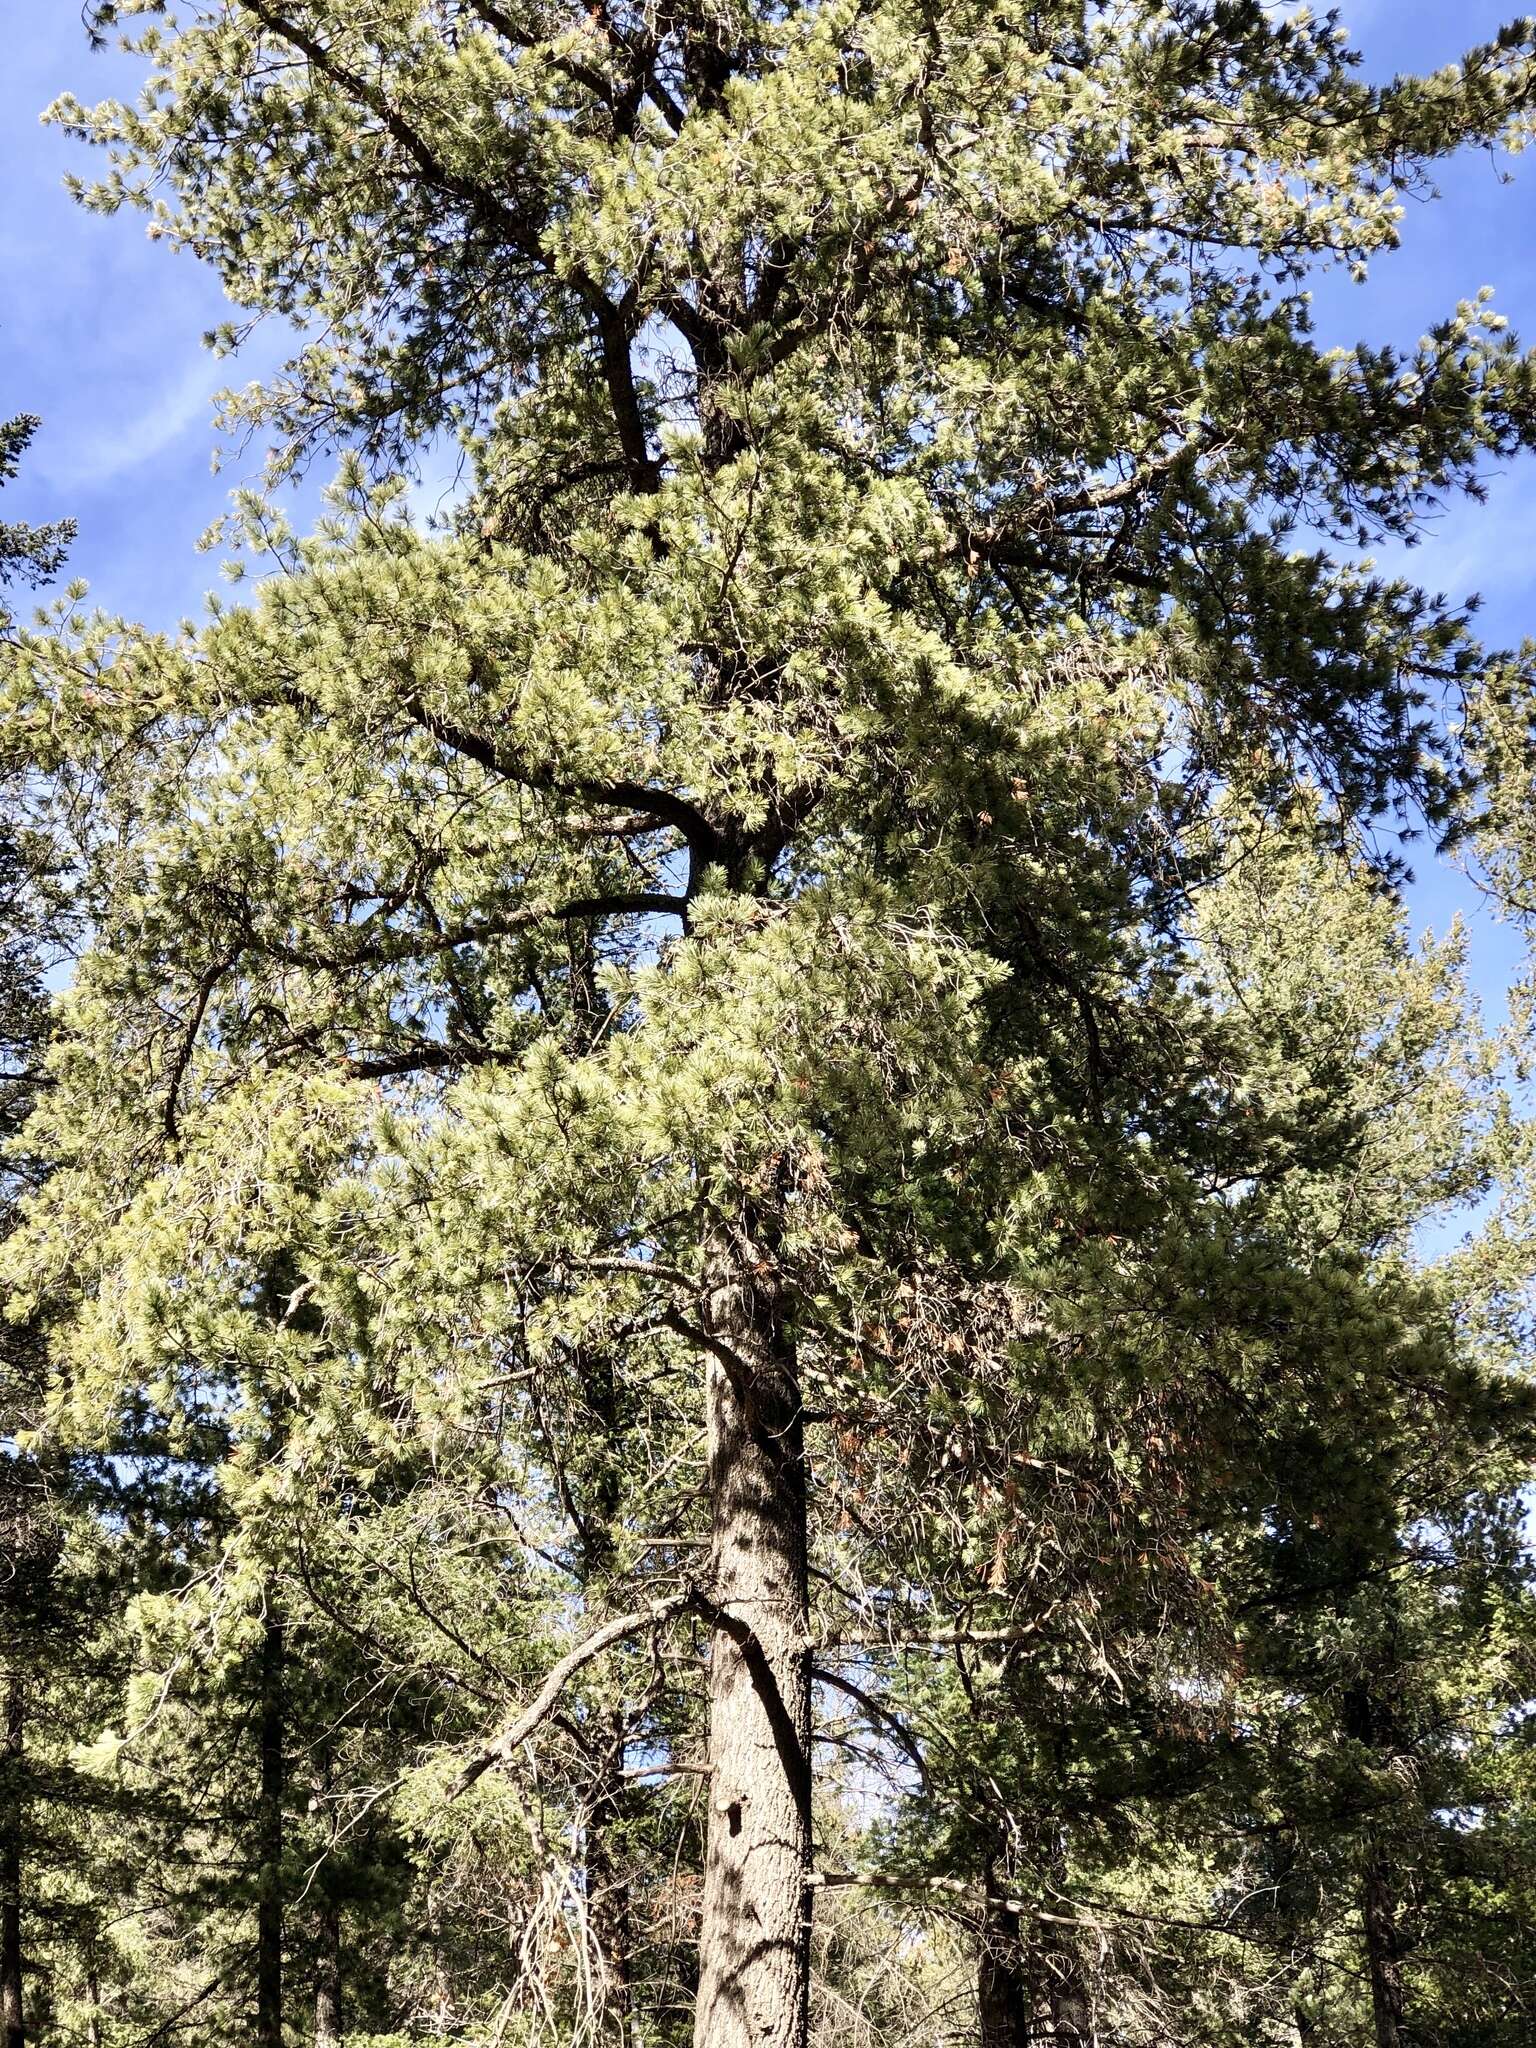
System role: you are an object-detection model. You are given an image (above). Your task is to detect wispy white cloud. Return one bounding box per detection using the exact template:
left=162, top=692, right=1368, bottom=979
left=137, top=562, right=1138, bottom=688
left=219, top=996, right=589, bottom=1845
left=31, top=356, right=221, bottom=491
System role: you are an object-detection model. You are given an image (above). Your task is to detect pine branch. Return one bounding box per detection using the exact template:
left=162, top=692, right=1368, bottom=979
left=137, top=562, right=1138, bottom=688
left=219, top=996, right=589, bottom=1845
left=403, top=688, right=723, bottom=868
left=450, top=1590, right=694, bottom=1798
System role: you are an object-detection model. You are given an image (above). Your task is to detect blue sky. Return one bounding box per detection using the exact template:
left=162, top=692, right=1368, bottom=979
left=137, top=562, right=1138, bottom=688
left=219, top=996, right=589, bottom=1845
left=1, top=5, right=280, bottom=625
left=2, top=0, right=1536, bottom=1000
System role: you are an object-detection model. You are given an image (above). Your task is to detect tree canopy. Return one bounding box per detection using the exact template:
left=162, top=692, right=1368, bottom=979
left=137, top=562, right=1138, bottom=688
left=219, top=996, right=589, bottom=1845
left=4, top=3, right=1536, bottom=2044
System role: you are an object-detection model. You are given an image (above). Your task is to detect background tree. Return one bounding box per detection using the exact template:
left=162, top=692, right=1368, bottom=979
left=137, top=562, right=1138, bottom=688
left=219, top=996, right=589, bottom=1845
left=0, top=411, right=77, bottom=2048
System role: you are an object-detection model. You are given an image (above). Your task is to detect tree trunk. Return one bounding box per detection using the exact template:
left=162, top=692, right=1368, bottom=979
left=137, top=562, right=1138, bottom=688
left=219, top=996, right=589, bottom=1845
left=691, top=1240, right=811, bottom=2048
left=568, top=1341, right=634, bottom=2043
left=1361, top=1842, right=1406, bottom=2048
left=1, top=1673, right=22, bottom=2048
left=257, top=1601, right=284, bottom=2048
left=313, top=1739, right=342, bottom=2048
left=1341, top=1681, right=1410, bottom=2048
left=251, top=1264, right=302, bottom=2048
left=1038, top=1823, right=1090, bottom=2046
left=314, top=1899, right=342, bottom=2048
left=977, top=1888, right=1030, bottom=2048
left=1043, top=1929, right=1092, bottom=2047
left=587, top=1713, right=632, bottom=2045
left=975, top=1847, right=1091, bottom=2048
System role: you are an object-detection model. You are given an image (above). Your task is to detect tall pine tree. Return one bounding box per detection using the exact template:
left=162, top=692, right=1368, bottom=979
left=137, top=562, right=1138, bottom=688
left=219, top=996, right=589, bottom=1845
left=7, top=5, right=1536, bottom=2042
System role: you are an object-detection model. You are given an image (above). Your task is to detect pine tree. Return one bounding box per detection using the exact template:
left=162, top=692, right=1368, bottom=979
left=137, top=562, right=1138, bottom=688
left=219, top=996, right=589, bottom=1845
left=8, top=5, right=1536, bottom=2043
left=0, top=413, right=74, bottom=2048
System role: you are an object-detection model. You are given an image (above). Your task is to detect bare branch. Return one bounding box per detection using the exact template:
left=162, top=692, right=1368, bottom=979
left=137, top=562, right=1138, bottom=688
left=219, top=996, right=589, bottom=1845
left=814, top=1620, right=1050, bottom=1653
left=806, top=1873, right=1278, bottom=1944
left=450, top=1590, right=693, bottom=1798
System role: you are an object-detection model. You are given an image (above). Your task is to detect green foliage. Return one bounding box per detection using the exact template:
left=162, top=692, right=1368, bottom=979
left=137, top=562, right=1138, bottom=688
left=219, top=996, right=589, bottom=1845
left=5, top=2, right=1536, bottom=2042
left=0, top=417, right=73, bottom=631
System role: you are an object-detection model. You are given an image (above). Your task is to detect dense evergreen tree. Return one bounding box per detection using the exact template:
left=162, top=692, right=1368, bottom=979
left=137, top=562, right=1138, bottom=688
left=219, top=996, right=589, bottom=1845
left=3, top=4, right=1536, bottom=2044
left=0, top=416, right=75, bottom=2048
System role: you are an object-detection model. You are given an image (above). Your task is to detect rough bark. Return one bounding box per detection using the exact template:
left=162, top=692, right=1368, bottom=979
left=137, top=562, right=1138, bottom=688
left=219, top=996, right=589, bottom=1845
left=256, top=1602, right=285, bottom=2048
left=1043, top=1930, right=1093, bottom=2046
left=1342, top=1681, right=1409, bottom=2048
left=976, top=1835, right=1091, bottom=2048
left=1, top=1673, right=22, bottom=2048
left=691, top=1235, right=811, bottom=2048
left=977, top=1888, right=1030, bottom=2048
left=587, top=1713, right=633, bottom=2045
left=1361, top=1842, right=1407, bottom=2048
left=314, top=1902, right=343, bottom=2048
left=252, top=1265, right=303, bottom=2048
left=572, top=1342, right=633, bottom=2042
left=314, top=1737, right=343, bottom=2048
left=1038, top=1823, right=1090, bottom=2046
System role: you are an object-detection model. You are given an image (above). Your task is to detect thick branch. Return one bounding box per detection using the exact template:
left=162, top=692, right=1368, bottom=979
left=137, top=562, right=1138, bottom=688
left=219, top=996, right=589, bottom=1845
left=341, top=1041, right=503, bottom=1081
left=573, top=1253, right=699, bottom=1290
left=806, top=1873, right=1265, bottom=1943
left=163, top=953, right=240, bottom=1140
left=464, top=0, right=627, bottom=115
left=245, top=5, right=666, bottom=495
left=403, top=690, right=723, bottom=867
left=594, top=290, right=661, bottom=491
left=813, top=1666, right=928, bottom=1789
left=450, top=1591, right=693, bottom=1798
left=814, top=1621, right=1049, bottom=1652
left=266, top=890, right=686, bottom=971
left=959, top=525, right=1174, bottom=602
